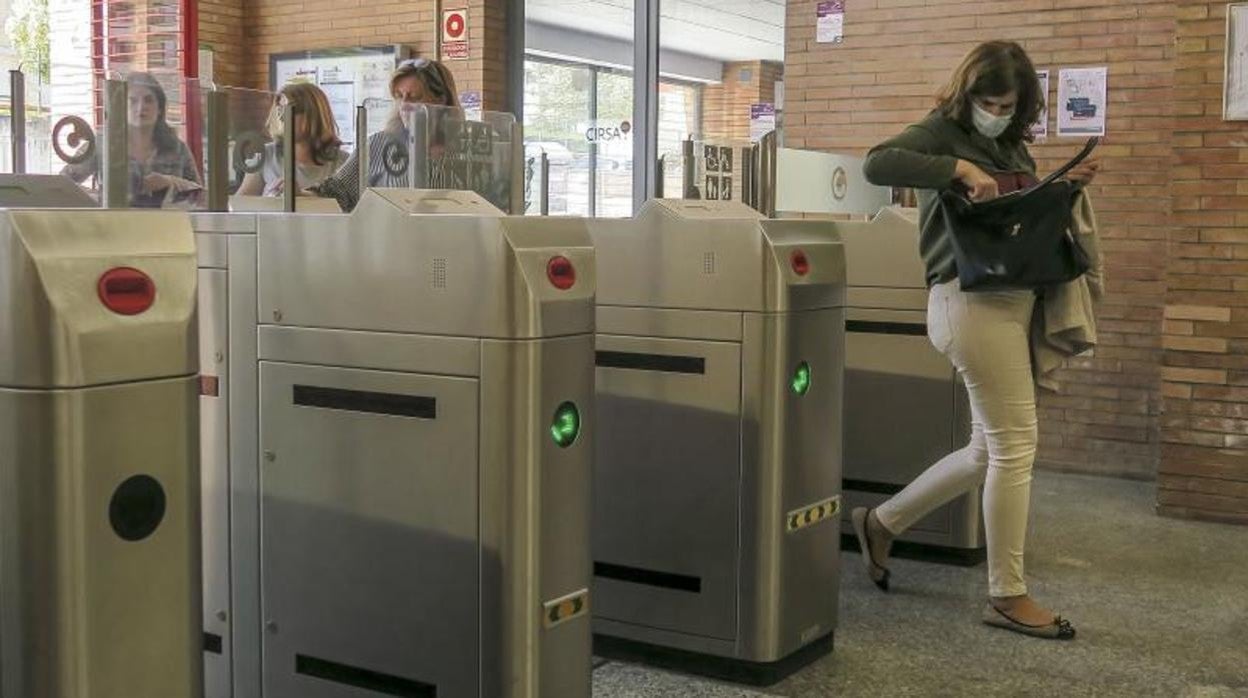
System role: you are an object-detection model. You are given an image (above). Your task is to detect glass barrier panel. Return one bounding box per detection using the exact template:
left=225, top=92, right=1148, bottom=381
left=96, top=70, right=206, bottom=210
left=400, top=103, right=519, bottom=213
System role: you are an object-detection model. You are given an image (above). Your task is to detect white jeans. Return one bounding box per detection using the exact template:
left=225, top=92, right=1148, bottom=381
left=875, top=279, right=1038, bottom=598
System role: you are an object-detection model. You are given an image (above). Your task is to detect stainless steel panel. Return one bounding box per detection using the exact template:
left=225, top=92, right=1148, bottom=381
left=0, top=174, right=96, bottom=207
left=480, top=335, right=594, bottom=698
left=846, top=288, right=928, bottom=312
left=591, top=617, right=737, bottom=658
left=738, top=309, right=842, bottom=662
left=190, top=212, right=257, bottom=235
left=774, top=149, right=891, bottom=218
left=0, top=209, right=198, bottom=389
left=197, top=233, right=229, bottom=269
left=843, top=328, right=956, bottom=486
left=593, top=334, right=743, bottom=642
left=258, top=325, right=481, bottom=378
left=0, top=377, right=201, bottom=698
left=198, top=269, right=232, bottom=698
left=225, top=235, right=261, bottom=698
left=838, top=206, right=924, bottom=290
left=595, top=306, right=742, bottom=342
left=259, top=361, right=481, bottom=698
left=257, top=191, right=595, bottom=340
left=591, top=200, right=844, bottom=314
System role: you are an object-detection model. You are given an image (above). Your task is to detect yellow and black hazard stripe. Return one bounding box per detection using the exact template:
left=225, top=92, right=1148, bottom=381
left=542, top=588, right=590, bottom=629
left=785, top=495, right=841, bottom=533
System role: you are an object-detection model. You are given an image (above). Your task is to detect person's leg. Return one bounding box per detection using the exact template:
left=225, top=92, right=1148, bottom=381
left=941, top=288, right=1057, bottom=626
left=854, top=281, right=990, bottom=580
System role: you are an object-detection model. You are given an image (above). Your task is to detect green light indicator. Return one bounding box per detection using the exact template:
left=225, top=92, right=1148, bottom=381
left=791, top=361, right=812, bottom=396
left=551, top=401, right=581, bottom=448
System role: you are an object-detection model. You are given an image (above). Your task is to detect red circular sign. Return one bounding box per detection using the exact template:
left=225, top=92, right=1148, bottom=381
left=445, top=12, right=466, bottom=39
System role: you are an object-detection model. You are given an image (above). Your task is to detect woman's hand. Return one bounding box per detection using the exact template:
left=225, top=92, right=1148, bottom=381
left=1065, top=157, right=1101, bottom=185
left=955, top=159, right=999, bottom=202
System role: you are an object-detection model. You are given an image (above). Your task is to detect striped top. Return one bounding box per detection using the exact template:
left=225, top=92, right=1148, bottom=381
left=314, top=129, right=411, bottom=212
left=314, top=126, right=514, bottom=212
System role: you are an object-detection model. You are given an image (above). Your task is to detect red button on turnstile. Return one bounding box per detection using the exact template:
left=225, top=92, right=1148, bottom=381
left=547, top=256, right=577, bottom=290
left=790, top=250, right=811, bottom=277
left=98, top=267, right=156, bottom=316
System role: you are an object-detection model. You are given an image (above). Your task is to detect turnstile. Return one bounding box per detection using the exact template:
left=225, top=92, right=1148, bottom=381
left=836, top=206, right=984, bottom=563
left=0, top=206, right=201, bottom=698
left=590, top=199, right=845, bottom=684
left=193, top=211, right=260, bottom=698
left=247, top=189, right=594, bottom=697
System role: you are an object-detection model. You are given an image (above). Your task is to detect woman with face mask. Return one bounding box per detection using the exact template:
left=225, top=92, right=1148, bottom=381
left=857, top=41, right=1100, bottom=640
left=62, top=72, right=202, bottom=208
left=236, top=82, right=348, bottom=197
left=312, top=58, right=460, bottom=212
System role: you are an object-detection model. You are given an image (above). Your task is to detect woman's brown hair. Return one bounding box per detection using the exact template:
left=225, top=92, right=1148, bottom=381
left=935, top=41, right=1045, bottom=143
left=390, top=58, right=461, bottom=108
left=276, top=82, right=342, bottom=166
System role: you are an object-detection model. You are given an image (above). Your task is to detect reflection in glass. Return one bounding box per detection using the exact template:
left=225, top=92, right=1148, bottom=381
left=66, top=72, right=203, bottom=209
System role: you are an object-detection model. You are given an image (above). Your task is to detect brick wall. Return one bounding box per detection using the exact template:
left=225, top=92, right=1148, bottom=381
left=785, top=0, right=1177, bottom=481
left=198, top=0, right=243, bottom=88
left=202, top=0, right=508, bottom=109
left=1158, top=2, right=1248, bottom=525
left=703, top=60, right=784, bottom=142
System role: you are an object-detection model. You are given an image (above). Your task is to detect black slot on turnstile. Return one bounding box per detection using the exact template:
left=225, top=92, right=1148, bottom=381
left=295, top=654, right=437, bottom=697
left=595, top=351, right=706, bottom=375
left=594, top=561, right=702, bottom=593
left=292, top=385, right=437, bottom=419
left=845, top=320, right=928, bottom=337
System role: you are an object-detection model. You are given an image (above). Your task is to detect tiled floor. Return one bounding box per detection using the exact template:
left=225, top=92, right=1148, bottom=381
left=592, top=470, right=1248, bottom=697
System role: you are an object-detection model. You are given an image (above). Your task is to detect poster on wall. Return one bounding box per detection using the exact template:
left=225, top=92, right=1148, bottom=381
left=271, top=46, right=408, bottom=145
left=1057, top=66, right=1108, bottom=137
left=750, top=103, right=776, bottom=142
left=460, top=91, right=482, bottom=121
left=816, top=1, right=845, bottom=44
left=1225, top=3, right=1248, bottom=120
left=1031, top=69, right=1049, bottom=140
left=321, top=82, right=356, bottom=145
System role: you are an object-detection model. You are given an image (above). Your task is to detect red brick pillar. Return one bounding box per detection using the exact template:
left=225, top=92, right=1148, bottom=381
left=1159, top=1, right=1248, bottom=525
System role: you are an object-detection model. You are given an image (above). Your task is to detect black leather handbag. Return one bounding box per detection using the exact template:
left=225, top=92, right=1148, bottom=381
left=941, top=138, right=1098, bottom=291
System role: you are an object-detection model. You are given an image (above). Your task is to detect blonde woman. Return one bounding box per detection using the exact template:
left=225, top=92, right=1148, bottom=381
left=237, top=82, right=348, bottom=196
left=314, top=57, right=460, bottom=211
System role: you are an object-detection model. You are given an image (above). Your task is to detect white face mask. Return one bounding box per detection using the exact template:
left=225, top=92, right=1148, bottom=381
left=972, top=101, right=1014, bottom=139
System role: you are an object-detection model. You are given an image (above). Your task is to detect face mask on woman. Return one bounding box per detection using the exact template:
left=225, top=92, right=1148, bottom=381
left=971, top=101, right=1013, bottom=139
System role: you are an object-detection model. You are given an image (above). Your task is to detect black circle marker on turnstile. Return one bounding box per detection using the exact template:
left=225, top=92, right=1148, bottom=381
left=109, top=475, right=167, bottom=542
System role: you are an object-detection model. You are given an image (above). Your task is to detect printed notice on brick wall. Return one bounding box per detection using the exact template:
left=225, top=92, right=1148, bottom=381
left=460, top=91, right=482, bottom=121
left=750, top=103, right=776, bottom=142
left=1057, top=67, right=1107, bottom=137
left=816, top=1, right=844, bottom=44
left=1031, top=70, right=1049, bottom=140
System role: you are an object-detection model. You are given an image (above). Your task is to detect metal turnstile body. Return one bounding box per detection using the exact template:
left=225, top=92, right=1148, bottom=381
left=0, top=207, right=201, bottom=698
left=836, top=206, right=983, bottom=562
left=250, top=189, right=594, bottom=698
left=192, top=211, right=261, bottom=698
left=590, top=200, right=845, bottom=681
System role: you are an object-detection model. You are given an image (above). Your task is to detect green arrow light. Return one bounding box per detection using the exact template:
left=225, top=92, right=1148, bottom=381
left=791, top=361, right=812, bottom=396
left=551, top=401, right=581, bottom=448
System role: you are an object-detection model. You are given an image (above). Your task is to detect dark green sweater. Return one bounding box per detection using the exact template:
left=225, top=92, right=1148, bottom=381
left=862, top=112, right=1036, bottom=287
